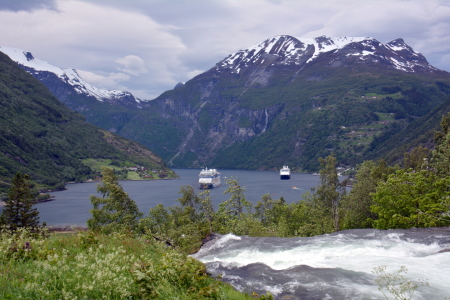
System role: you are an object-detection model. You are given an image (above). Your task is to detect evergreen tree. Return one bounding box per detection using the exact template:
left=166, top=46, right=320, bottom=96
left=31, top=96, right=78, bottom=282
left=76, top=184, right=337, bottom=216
left=1, top=172, right=39, bottom=230
left=87, top=167, right=142, bottom=234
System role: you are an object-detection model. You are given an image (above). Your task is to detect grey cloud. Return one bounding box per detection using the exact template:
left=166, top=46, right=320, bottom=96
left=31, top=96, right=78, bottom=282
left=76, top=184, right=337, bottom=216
left=0, top=0, right=57, bottom=11
left=1, top=0, right=449, bottom=100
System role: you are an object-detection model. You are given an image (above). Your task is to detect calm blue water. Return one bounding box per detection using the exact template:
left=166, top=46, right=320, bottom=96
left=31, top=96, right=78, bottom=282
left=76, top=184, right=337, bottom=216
left=3, top=169, right=321, bottom=227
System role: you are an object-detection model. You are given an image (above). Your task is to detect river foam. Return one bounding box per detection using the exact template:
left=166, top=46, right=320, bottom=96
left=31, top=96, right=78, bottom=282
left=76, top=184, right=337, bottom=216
left=192, top=228, right=450, bottom=299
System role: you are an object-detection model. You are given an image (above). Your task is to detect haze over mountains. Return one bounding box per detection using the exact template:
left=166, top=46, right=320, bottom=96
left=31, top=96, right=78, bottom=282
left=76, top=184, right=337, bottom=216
left=2, top=35, right=450, bottom=172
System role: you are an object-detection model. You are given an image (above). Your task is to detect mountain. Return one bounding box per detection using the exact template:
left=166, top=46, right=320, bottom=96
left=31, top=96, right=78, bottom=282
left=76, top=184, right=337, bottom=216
left=0, top=51, right=174, bottom=193
left=3, top=36, right=450, bottom=172
left=216, top=36, right=437, bottom=74
left=133, top=36, right=450, bottom=171
left=0, top=46, right=144, bottom=134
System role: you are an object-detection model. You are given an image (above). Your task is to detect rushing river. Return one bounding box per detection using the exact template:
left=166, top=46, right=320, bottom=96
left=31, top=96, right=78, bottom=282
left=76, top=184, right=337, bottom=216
left=17, top=168, right=321, bottom=227
left=192, top=228, right=450, bottom=299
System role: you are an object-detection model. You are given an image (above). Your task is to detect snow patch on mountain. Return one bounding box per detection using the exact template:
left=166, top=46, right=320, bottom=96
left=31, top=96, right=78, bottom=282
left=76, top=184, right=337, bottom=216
left=217, top=36, right=368, bottom=71
left=216, top=35, right=438, bottom=74
left=0, top=46, right=142, bottom=104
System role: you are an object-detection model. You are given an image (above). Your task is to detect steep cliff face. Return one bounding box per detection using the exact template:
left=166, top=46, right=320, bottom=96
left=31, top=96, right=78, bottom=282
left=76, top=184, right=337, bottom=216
left=131, top=86, right=285, bottom=168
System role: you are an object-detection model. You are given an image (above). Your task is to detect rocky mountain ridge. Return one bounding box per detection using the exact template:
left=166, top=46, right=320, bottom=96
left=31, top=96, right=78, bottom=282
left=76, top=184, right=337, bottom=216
left=215, top=36, right=437, bottom=75
left=0, top=46, right=142, bottom=110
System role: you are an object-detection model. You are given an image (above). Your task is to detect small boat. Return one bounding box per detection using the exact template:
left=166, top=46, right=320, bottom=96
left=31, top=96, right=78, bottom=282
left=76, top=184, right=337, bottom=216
left=280, top=166, right=291, bottom=180
left=198, top=168, right=221, bottom=189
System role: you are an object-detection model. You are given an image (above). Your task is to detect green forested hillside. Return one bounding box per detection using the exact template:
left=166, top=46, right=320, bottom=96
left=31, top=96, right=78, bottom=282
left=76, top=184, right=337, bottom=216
left=102, top=53, right=446, bottom=172
left=0, top=52, right=174, bottom=192
left=364, top=96, right=450, bottom=164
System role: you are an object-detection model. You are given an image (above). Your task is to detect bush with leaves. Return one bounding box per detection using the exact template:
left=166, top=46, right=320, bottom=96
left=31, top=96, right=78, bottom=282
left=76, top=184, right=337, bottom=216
left=132, top=249, right=220, bottom=299
left=87, top=167, right=143, bottom=234
left=340, top=160, right=395, bottom=230
left=370, top=169, right=450, bottom=229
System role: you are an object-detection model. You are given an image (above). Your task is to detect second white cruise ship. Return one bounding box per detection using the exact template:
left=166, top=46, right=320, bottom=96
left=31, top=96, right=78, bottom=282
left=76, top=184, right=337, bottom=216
left=280, top=166, right=291, bottom=180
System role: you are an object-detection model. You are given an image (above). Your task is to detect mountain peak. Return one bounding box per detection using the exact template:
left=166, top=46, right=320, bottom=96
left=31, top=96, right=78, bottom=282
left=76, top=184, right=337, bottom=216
left=0, top=46, right=142, bottom=106
left=214, top=35, right=440, bottom=75
left=386, top=38, right=416, bottom=53
left=215, top=35, right=375, bottom=74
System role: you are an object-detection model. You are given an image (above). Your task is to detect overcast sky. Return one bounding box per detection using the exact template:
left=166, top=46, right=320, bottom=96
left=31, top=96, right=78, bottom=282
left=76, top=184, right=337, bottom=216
left=0, top=0, right=449, bottom=100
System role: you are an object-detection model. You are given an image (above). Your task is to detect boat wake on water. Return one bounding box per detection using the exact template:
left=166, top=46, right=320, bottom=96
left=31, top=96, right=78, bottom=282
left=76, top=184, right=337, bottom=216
left=192, top=228, right=450, bottom=299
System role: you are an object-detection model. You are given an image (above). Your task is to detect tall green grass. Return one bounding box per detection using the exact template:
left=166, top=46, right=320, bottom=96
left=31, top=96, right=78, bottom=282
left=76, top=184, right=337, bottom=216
left=0, top=227, right=259, bottom=299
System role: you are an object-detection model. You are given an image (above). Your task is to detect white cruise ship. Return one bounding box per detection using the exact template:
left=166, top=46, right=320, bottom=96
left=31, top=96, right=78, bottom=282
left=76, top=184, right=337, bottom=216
left=280, top=166, right=291, bottom=180
left=198, top=168, right=221, bottom=189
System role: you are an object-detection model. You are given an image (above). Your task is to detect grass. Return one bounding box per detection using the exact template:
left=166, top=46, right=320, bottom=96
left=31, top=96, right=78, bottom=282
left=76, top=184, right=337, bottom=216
left=81, top=160, right=167, bottom=181
left=363, top=92, right=402, bottom=99
left=0, top=227, right=258, bottom=300
left=126, top=171, right=141, bottom=180
left=81, top=158, right=119, bottom=171
left=375, top=112, right=396, bottom=122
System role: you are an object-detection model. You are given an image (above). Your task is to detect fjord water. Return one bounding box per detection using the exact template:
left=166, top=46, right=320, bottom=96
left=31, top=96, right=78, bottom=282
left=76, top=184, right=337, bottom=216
left=192, top=228, right=450, bottom=299
left=32, top=169, right=321, bottom=227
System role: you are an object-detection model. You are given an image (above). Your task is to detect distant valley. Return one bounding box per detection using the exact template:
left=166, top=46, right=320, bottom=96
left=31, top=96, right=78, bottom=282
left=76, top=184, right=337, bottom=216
left=2, top=35, right=450, bottom=172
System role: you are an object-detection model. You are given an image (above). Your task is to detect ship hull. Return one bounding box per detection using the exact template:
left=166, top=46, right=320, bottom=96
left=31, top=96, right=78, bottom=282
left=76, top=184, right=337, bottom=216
left=280, top=175, right=290, bottom=180
left=199, top=181, right=221, bottom=189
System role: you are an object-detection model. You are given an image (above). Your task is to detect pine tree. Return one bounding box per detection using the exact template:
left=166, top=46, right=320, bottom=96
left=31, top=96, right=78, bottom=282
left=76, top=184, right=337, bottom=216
left=87, top=167, right=142, bottom=234
left=1, top=172, right=39, bottom=230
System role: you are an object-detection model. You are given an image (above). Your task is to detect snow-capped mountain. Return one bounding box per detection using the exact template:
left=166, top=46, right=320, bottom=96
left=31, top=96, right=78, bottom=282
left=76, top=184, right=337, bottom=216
left=3, top=36, right=448, bottom=172
left=215, top=35, right=438, bottom=74
left=0, top=46, right=142, bottom=108
left=139, top=35, right=450, bottom=170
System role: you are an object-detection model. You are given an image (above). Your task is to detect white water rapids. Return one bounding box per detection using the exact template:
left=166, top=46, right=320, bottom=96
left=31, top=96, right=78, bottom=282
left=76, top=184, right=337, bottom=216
left=192, top=228, right=450, bottom=299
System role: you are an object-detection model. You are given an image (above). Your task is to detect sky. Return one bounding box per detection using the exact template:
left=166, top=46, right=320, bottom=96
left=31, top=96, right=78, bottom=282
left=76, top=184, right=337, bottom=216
left=0, top=0, right=449, bottom=100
